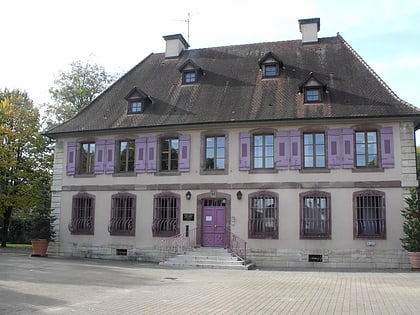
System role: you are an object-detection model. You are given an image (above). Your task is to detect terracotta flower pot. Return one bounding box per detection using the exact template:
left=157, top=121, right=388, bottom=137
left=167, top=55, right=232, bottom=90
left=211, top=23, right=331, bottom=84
left=31, top=239, right=49, bottom=257
left=407, top=252, right=420, bottom=271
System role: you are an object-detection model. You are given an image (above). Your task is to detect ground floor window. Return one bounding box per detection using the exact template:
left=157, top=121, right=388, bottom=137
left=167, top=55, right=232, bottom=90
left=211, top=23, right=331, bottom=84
left=69, top=193, right=95, bottom=235
left=300, top=191, right=331, bottom=239
left=108, top=193, right=136, bottom=236
left=248, top=191, right=278, bottom=239
left=152, top=193, right=180, bottom=237
left=353, top=190, right=386, bottom=239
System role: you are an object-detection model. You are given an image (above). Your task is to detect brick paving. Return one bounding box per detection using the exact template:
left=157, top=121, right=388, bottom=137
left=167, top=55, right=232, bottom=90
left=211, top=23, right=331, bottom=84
left=1, top=251, right=420, bottom=314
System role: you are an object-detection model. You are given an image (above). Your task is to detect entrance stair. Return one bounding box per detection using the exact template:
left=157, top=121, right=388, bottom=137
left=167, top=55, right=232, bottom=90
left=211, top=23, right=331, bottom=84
left=159, top=247, right=255, bottom=270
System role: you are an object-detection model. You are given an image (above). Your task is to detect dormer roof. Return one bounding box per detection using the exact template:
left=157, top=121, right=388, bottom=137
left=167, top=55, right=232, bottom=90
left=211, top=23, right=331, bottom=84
left=258, top=52, right=283, bottom=69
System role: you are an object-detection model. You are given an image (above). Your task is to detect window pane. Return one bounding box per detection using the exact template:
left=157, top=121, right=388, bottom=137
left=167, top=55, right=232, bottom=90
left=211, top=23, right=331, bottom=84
left=254, top=135, right=263, bottom=146
left=304, top=134, right=313, bottom=144
left=206, top=137, right=214, bottom=148
left=355, top=132, right=365, bottom=143
left=254, top=158, right=263, bottom=168
left=216, top=137, right=225, bottom=147
left=315, top=133, right=324, bottom=144
left=254, top=146, right=263, bottom=157
left=305, top=157, right=313, bottom=167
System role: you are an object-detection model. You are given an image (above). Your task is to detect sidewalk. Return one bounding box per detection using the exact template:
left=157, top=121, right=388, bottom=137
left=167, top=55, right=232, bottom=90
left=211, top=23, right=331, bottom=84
left=1, top=251, right=420, bottom=314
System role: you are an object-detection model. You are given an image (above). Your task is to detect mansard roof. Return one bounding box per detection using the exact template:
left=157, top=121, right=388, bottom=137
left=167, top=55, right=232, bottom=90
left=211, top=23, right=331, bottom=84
left=46, top=34, right=420, bottom=136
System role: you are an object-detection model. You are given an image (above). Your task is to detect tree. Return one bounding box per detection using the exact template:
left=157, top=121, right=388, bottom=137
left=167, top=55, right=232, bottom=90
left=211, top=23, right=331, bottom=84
left=46, top=60, right=117, bottom=125
left=0, top=89, right=53, bottom=247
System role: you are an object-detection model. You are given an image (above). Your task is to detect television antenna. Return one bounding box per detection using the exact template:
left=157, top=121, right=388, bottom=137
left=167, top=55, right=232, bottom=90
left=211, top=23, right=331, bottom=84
left=174, top=12, right=190, bottom=44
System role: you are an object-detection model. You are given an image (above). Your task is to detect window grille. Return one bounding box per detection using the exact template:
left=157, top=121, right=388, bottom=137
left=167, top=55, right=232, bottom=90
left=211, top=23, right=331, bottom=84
left=354, top=190, right=385, bottom=239
left=108, top=193, right=136, bottom=236
left=248, top=192, right=278, bottom=239
left=153, top=193, right=180, bottom=237
left=300, top=191, right=331, bottom=239
left=69, top=193, right=95, bottom=235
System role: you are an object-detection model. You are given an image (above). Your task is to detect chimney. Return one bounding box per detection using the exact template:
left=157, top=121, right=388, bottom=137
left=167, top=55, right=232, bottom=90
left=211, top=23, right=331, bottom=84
left=298, top=18, right=320, bottom=44
left=162, top=34, right=190, bottom=58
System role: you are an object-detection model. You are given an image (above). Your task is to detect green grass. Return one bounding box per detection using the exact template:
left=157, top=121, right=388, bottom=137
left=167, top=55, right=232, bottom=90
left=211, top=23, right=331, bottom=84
left=0, top=243, right=31, bottom=249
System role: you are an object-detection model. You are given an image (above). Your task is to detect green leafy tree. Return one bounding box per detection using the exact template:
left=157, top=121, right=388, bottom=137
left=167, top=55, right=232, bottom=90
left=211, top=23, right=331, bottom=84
left=0, top=89, right=53, bottom=247
left=46, top=60, right=117, bottom=125
left=401, top=187, right=420, bottom=252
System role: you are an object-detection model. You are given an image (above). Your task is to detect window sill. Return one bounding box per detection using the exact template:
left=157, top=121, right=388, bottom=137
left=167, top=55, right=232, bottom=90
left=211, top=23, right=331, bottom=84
left=74, top=174, right=96, bottom=178
left=154, top=171, right=181, bottom=176
left=249, top=169, right=278, bottom=174
left=352, top=168, right=384, bottom=173
left=300, top=168, right=330, bottom=174
left=300, top=235, right=331, bottom=240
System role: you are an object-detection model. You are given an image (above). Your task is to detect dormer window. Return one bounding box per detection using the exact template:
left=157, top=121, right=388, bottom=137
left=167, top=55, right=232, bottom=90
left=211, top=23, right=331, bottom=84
left=258, top=52, right=283, bottom=79
left=124, top=87, right=151, bottom=114
left=179, top=59, right=202, bottom=85
left=299, top=72, right=327, bottom=104
left=129, top=101, right=143, bottom=113
left=184, top=71, right=197, bottom=84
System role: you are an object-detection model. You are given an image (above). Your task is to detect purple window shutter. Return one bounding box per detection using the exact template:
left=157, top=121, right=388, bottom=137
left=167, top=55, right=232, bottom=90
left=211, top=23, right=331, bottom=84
left=342, top=128, right=354, bottom=168
left=67, top=141, right=76, bottom=175
left=135, top=137, right=147, bottom=173
left=328, top=129, right=342, bottom=169
left=105, top=140, right=115, bottom=174
left=146, top=136, right=157, bottom=172
left=289, top=130, right=301, bottom=170
left=275, top=131, right=289, bottom=170
left=239, top=132, right=251, bottom=171
left=179, top=134, right=191, bottom=172
left=380, top=127, right=394, bottom=168
left=95, top=140, right=106, bottom=174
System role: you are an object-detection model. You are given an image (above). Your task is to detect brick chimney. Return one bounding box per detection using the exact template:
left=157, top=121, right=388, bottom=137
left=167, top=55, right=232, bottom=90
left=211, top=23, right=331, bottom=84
left=162, top=34, right=190, bottom=58
left=298, top=18, right=320, bottom=44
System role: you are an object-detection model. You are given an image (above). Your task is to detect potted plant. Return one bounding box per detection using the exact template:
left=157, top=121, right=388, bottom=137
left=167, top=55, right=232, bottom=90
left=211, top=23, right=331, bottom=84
left=29, top=207, right=56, bottom=257
left=401, top=187, right=420, bottom=270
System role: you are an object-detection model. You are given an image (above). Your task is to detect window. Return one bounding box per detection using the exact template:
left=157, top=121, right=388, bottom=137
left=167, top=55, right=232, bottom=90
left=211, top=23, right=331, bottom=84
left=152, top=193, right=180, bottom=237
left=354, top=190, right=386, bottom=239
left=205, top=136, right=225, bottom=170
left=129, top=101, right=142, bottom=113
left=118, top=140, right=135, bottom=172
left=304, top=87, right=321, bottom=102
left=160, top=138, right=179, bottom=171
left=300, top=191, right=331, bottom=239
left=248, top=191, right=278, bottom=239
left=303, top=133, right=325, bottom=168
left=253, top=134, right=274, bottom=169
left=108, top=193, right=136, bottom=236
left=263, top=64, right=278, bottom=77
left=355, top=131, right=378, bottom=167
left=183, top=71, right=197, bottom=84
left=79, top=142, right=95, bottom=174
left=69, top=193, right=95, bottom=235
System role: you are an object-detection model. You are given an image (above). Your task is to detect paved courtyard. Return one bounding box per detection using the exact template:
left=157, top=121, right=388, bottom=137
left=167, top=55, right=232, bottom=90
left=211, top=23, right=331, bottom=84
left=1, top=250, right=420, bottom=314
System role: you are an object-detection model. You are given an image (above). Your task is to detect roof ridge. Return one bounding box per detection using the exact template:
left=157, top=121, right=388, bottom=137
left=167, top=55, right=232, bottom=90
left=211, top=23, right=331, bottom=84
left=337, top=33, right=417, bottom=110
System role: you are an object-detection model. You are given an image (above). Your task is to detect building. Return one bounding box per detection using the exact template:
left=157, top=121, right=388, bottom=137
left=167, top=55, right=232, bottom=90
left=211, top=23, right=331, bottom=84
left=45, top=18, right=420, bottom=269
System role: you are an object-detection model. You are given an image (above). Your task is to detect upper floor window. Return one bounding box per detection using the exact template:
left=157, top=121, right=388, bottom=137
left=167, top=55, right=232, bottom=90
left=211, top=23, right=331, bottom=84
left=108, top=193, right=136, bottom=236
left=69, top=193, right=95, bottom=235
left=300, top=191, right=331, bottom=239
left=259, top=52, right=283, bottom=79
left=248, top=191, right=278, bottom=239
left=304, top=87, right=322, bottom=102
left=161, top=138, right=179, bottom=171
left=353, top=190, right=386, bottom=239
left=79, top=142, right=95, bottom=174
left=118, top=140, right=135, bottom=173
left=183, top=71, right=197, bottom=84
left=152, top=193, right=180, bottom=237
left=205, top=136, right=225, bottom=170
left=253, top=134, right=274, bottom=169
left=303, top=132, right=325, bottom=168
left=263, top=64, right=279, bottom=78
left=355, top=131, right=378, bottom=167
left=129, top=101, right=142, bottom=113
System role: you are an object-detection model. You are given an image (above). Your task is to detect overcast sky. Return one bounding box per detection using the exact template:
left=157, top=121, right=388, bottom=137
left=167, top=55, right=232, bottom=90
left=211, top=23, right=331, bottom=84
left=1, top=0, right=420, bottom=111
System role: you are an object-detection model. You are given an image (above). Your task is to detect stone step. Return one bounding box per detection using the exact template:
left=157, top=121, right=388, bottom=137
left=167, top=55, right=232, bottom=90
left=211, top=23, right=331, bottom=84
left=159, top=247, right=255, bottom=270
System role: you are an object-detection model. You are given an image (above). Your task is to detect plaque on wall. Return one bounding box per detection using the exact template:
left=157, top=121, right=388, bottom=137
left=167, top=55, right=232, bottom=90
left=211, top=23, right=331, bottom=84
left=183, top=213, right=195, bottom=221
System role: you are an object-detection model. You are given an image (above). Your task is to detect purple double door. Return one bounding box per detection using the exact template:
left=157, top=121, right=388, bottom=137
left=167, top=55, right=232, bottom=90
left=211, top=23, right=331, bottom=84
left=202, top=205, right=226, bottom=247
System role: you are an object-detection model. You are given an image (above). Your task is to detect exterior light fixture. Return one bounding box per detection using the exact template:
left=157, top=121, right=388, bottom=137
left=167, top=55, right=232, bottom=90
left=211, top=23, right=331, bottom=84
left=236, top=190, right=243, bottom=200
left=186, top=191, right=192, bottom=200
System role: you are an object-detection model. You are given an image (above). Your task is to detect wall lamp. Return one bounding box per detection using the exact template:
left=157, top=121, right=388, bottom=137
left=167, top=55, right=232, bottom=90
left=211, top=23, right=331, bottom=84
left=236, top=190, right=243, bottom=200
left=186, top=191, right=192, bottom=200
